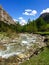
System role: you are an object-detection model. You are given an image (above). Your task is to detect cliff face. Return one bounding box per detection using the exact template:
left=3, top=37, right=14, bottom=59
left=0, top=6, right=15, bottom=25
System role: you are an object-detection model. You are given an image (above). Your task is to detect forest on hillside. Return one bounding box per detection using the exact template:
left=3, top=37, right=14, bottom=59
left=0, top=17, right=49, bottom=33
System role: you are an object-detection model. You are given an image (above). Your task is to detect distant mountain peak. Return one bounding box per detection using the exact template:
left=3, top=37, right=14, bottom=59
left=40, top=13, right=49, bottom=23
left=40, top=12, right=49, bottom=17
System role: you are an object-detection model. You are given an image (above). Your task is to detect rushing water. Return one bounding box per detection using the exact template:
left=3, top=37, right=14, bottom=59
left=0, top=34, right=37, bottom=58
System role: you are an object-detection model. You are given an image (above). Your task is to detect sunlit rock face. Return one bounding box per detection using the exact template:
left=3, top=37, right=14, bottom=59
left=0, top=6, right=15, bottom=25
left=0, top=45, right=7, bottom=51
left=0, top=34, right=45, bottom=59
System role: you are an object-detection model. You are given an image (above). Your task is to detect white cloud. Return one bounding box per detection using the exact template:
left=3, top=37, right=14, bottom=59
left=18, top=17, right=23, bottom=20
left=23, top=9, right=37, bottom=16
left=23, top=12, right=29, bottom=15
left=41, top=8, right=49, bottom=14
left=25, top=9, right=32, bottom=12
left=18, top=17, right=27, bottom=25
left=13, top=19, right=18, bottom=22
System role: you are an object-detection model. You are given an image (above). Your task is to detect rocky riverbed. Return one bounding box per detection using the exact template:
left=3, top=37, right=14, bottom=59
left=0, top=33, right=47, bottom=65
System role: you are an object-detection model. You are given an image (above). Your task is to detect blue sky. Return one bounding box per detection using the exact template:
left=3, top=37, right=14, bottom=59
left=0, top=0, right=49, bottom=25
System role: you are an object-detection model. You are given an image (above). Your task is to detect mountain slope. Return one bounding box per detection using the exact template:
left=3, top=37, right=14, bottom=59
left=40, top=13, right=49, bottom=23
left=0, top=21, right=16, bottom=32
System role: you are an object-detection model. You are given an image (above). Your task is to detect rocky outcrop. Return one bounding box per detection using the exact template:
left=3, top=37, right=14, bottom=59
left=0, top=6, right=15, bottom=25
left=0, top=33, right=47, bottom=65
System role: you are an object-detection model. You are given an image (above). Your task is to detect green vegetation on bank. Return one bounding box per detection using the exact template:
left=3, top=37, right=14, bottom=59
left=0, top=17, right=49, bottom=34
left=20, top=47, right=49, bottom=65
left=35, top=32, right=49, bottom=35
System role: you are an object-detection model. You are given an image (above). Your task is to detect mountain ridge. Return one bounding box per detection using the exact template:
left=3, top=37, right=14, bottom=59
left=40, top=13, right=49, bottom=23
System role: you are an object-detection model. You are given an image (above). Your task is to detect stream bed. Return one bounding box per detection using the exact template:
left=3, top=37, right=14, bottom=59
left=0, top=34, right=45, bottom=60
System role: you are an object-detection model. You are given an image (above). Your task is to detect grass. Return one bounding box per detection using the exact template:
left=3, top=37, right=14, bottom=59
left=35, top=32, right=49, bottom=35
left=20, top=47, right=49, bottom=65
left=0, top=31, right=19, bottom=38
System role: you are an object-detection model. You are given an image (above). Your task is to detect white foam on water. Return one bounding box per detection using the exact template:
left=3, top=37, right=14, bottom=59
left=22, top=41, right=28, bottom=44
left=0, top=51, right=22, bottom=58
left=0, top=34, right=37, bottom=58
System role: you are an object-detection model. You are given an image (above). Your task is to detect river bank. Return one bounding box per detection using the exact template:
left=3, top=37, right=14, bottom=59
left=0, top=32, right=48, bottom=65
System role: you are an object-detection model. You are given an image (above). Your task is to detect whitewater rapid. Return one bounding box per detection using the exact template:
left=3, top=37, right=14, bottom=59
left=0, top=34, right=36, bottom=58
